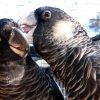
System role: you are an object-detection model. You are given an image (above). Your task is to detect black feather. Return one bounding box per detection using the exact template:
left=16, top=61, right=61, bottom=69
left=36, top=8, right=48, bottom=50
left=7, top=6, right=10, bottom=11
left=0, top=18, right=64, bottom=100
left=31, top=7, right=100, bottom=100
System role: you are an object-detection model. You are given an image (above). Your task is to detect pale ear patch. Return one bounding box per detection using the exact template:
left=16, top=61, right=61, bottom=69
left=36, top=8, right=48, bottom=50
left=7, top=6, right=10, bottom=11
left=52, top=21, right=75, bottom=41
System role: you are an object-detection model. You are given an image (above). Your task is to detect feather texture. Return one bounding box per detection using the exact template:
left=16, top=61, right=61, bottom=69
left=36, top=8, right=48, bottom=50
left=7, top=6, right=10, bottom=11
left=25, top=7, right=100, bottom=100
left=0, top=18, right=64, bottom=100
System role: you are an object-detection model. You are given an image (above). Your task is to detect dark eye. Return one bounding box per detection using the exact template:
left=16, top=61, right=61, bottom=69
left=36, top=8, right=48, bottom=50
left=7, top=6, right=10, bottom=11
left=42, top=10, right=51, bottom=20
left=0, top=26, right=12, bottom=40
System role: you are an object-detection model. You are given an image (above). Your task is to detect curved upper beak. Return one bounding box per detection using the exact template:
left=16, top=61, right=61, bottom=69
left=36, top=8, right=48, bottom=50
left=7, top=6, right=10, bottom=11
left=17, top=12, right=37, bottom=44
left=18, top=12, right=37, bottom=33
left=9, top=27, right=29, bottom=58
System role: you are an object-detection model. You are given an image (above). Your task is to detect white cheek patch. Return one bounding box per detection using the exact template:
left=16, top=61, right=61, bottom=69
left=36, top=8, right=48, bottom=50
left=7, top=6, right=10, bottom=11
left=52, top=21, right=75, bottom=41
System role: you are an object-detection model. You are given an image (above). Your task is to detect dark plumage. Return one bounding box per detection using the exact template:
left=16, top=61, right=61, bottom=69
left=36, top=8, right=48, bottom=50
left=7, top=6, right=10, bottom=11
left=0, top=18, right=64, bottom=100
left=18, top=7, right=100, bottom=100
left=91, top=35, right=100, bottom=41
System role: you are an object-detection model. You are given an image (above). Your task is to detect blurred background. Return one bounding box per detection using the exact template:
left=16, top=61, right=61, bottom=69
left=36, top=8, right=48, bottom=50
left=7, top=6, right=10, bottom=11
left=0, top=0, right=100, bottom=99
left=0, top=0, right=100, bottom=37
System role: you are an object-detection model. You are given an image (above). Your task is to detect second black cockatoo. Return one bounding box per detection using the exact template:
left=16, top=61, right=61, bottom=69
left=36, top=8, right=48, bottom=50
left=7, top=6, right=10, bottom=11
left=0, top=18, right=64, bottom=100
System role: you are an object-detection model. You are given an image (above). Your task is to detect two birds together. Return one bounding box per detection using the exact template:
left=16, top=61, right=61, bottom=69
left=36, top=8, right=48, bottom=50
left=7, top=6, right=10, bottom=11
left=0, top=6, right=99, bottom=100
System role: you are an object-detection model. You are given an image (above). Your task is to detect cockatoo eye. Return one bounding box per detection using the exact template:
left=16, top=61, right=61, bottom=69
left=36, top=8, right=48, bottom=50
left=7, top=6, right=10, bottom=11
left=42, top=10, right=51, bottom=20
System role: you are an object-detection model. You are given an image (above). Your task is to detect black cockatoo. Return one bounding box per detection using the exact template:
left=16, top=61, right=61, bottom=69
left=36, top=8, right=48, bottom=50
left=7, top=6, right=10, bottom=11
left=18, top=7, right=100, bottom=100
left=0, top=18, right=64, bottom=100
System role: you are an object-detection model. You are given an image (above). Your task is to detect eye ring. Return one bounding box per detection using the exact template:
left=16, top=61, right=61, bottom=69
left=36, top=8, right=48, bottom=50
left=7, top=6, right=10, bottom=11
left=42, top=10, right=51, bottom=20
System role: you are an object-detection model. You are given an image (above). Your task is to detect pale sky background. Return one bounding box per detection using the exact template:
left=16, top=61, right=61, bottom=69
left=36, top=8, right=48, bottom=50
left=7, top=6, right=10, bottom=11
left=0, top=0, right=100, bottom=37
